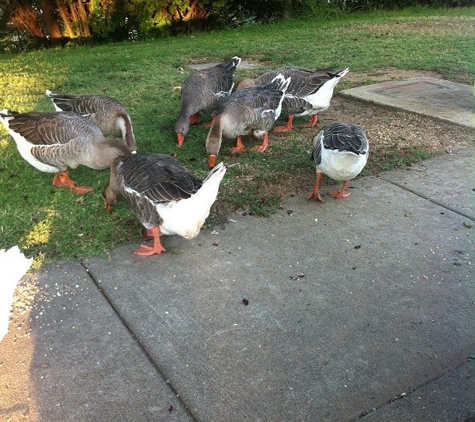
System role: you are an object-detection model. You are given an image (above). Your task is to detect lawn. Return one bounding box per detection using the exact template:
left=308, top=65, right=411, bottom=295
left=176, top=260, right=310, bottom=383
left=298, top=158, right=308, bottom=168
left=1, top=7, right=474, bottom=265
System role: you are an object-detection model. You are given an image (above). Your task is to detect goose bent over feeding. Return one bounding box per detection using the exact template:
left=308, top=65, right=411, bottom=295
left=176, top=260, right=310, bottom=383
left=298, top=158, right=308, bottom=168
left=205, top=74, right=291, bottom=168
left=175, top=56, right=241, bottom=146
left=308, top=122, right=369, bottom=202
left=0, top=110, right=132, bottom=194
left=103, top=154, right=226, bottom=256
left=46, top=90, right=137, bottom=153
left=235, top=67, right=349, bottom=132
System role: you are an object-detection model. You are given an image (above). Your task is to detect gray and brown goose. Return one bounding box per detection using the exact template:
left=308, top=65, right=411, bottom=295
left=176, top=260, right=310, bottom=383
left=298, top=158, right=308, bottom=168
left=46, top=90, right=137, bottom=153
left=103, top=154, right=226, bottom=256
left=308, top=122, right=369, bottom=202
left=205, top=74, right=291, bottom=167
left=234, top=66, right=349, bottom=132
left=175, top=56, right=241, bottom=146
left=0, top=109, right=132, bottom=194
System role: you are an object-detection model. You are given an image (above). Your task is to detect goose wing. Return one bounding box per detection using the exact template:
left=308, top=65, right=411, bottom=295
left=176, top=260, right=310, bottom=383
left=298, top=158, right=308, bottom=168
left=322, top=122, right=369, bottom=155
left=2, top=111, right=102, bottom=145
left=118, top=154, right=203, bottom=203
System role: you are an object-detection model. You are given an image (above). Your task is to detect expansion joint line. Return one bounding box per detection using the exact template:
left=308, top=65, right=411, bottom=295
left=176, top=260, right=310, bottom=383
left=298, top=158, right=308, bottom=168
left=381, top=177, right=475, bottom=222
left=80, top=262, right=201, bottom=422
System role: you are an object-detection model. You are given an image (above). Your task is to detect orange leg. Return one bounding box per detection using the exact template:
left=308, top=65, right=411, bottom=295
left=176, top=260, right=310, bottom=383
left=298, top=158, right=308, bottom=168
left=52, top=171, right=93, bottom=194
left=189, top=113, right=200, bottom=125
left=201, top=114, right=215, bottom=128
left=253, top=132, right=269, bottom=153
left=231, top=136, right=245, bottom=154
left=134, top=226, right=166, bottom=256
left=328, top=181, right=351, bottom=199
left=274, top=115, right=294, bottom=133
left=304, top=114, right=318, bottom=128
left=307, top=173, right=324, bottom=202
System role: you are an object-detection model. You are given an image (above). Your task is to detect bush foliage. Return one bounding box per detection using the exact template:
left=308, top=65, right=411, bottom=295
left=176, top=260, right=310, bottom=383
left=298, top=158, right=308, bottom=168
left=0, top=0, right=472, bottom=51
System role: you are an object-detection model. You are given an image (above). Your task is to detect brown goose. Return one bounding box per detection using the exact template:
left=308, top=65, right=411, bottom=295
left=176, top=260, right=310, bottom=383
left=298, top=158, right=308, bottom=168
left=234, top=67, right=349, bottom=132
left=175, top=56, right=241, bottom=146
left=46, top=90, right=137, bottom=153
left=0, top=109, right=132, bottom=194
left=205, top=74, right=291, bottom=167
left=103, top=155, right=226, bottom=256
left=307, top=122, right=369, bottom=202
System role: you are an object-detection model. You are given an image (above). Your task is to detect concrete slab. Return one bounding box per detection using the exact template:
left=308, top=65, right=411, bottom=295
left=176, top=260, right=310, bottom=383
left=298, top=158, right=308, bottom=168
left=340, top=77, right=475, bottom=129
left=0, top=262, right=194, bottom=422
left=360, top=360, right=475, bottom=422
left=81, top=149, right=474, bottom=421
left=381, top=147, right=475, bottom=220
left=2, top=147, right=474, bottom=421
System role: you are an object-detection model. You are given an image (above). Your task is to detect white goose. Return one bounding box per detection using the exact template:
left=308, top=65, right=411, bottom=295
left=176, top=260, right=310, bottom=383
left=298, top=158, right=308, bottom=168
left=175, top=56, right=241, bottom=146
left=102, top=154, right=226, bottom=256
left=0, top=246, right=33, bottom=341
left=46, top=90, right=137, bottom=153
left=205, top=74, right=291, bottom=167
left=0, top=109, right=132, bottom=194
left=308, top=122, right=369, bottom=202
left=235, top=67, right=349, bottom=132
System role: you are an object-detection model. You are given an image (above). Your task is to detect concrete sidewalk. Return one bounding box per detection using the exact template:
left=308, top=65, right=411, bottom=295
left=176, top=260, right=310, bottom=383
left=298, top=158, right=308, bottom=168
left=1, top=77, right=474, bottom=421
left=340, top=77, right=475, bottom=129
left=1, top=147, right=473, bottom=421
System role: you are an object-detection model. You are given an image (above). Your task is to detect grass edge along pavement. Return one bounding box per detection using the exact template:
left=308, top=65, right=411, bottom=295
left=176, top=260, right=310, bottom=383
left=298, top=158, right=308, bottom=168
left=0, top=7, right=474, bottom=265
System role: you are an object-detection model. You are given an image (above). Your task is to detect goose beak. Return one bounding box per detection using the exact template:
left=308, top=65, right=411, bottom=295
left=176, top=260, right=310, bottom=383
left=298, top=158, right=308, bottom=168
left=177, top=134, right=185, bottom=146
left=102, top=197, right=113, bottom=213
left=208, top=154, right=217, bottom=168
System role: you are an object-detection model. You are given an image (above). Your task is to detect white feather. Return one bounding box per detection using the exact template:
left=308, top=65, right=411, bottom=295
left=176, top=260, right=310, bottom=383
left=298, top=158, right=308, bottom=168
left=0, top=246, right=33, bottom=341
left=157, top=163, right=226, bottom=238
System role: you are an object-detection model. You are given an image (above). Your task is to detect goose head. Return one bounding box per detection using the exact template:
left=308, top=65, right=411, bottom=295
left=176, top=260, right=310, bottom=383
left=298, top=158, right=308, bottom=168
left=102, top=156, right=125, bottom=212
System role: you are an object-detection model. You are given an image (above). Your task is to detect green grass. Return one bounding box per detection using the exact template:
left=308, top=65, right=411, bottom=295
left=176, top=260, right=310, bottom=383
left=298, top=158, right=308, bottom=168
left=1, top=7, right=474, bottom=264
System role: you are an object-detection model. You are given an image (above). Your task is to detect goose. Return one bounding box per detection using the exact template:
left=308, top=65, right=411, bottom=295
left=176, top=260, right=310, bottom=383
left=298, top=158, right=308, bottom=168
left=0, top=246, right=33, bottom=341
left=205, top=74, right=291, bottom=168
left=234, top=67, right=349, bottom=132
left=102, top=154, right=226, bottom=256
left=0, top=109, right=132, bottom=194
left=45, top=90, right=137, bottom=153
left=307, top=122, right=369, bottom=202
left=175, top=56, right=242, bottom=146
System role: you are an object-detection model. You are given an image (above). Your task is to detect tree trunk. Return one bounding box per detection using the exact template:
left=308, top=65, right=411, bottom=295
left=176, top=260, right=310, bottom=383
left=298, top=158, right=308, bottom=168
left=41, top=0, right=62, bottom=39
left=56, top=0, right=76, bottom=38
left=76, top=0, right=91, bottom=37
left=68, top=2, right=82, bottom=37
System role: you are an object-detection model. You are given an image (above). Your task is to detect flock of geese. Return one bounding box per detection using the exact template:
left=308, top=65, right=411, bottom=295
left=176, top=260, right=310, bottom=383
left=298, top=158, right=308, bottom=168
left=0, top=56, right=369, bottom=256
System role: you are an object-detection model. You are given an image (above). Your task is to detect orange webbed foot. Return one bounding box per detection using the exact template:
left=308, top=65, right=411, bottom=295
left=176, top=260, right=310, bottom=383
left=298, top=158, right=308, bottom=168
left=273, top=116, right=293, bottom=133
left=307, top=191, right=324, bottom=202
left=253, top=144, right=268, bottom=153
left=52, top=171, right=93, bottom=194
left=133, top=243, right=166, bottom=256
left=71, top=185, right=94, bottom=194
left=273, top=125, right=292, bottom=133
left=303, top=115, right=318, bottom=128
left=252, top=133, right=269, bottom=153
left=328, top=181, right=351, bottom=199
left=134, top=226, right=166, bottom=256
left=328, top=189, right=351, bottom=199
left=231, top=136, right=245, bottom=154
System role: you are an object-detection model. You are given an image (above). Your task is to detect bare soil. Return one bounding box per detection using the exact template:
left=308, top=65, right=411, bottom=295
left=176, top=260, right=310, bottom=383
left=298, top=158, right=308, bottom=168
left=249, top=68, right=474, bottom=206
